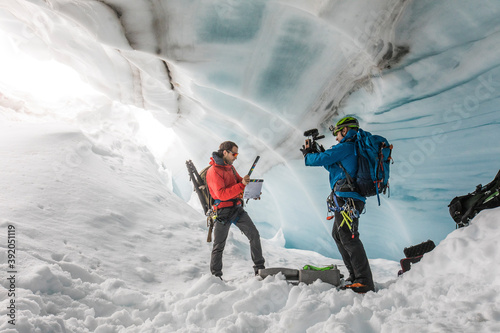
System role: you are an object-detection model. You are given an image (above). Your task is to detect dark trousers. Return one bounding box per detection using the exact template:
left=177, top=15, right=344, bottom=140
left=210, top=208, right=265, bottom=277
left=332, top=197, right=374, bottom=289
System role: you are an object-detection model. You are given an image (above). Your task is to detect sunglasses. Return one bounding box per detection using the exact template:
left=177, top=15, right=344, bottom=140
left=226, top=150, right=239, bottom=157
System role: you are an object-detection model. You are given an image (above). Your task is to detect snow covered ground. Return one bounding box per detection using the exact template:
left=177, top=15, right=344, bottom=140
left=1, top=117, right=499, bottom=332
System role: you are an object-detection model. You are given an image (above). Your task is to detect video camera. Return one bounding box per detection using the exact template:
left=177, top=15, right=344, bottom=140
left=303, top=128, right=325, bottom=153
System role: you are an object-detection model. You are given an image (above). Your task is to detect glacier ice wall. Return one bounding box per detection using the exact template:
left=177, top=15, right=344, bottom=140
left=1, top=0, right=499, bottom=259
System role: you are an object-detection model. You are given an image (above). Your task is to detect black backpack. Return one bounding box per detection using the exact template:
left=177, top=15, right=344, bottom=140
left=448, top=169, right=500, bottom=228
left=397, top=240, right=435, bottom=276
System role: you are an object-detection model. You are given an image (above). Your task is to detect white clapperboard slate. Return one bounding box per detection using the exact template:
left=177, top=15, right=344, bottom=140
left=243, top=179, right=263, bottom=199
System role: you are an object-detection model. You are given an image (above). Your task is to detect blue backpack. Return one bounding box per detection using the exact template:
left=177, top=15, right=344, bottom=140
left=340, top=129, right=393, bottom=205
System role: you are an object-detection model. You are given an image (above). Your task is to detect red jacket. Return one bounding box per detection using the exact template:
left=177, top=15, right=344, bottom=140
left=206, top=154, right=245, bottom=209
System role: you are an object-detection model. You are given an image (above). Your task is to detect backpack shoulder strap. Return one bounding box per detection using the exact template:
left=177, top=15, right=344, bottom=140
left=230, top=165, right=239, bottom=181
left=337, top=162, right=356, bottom=191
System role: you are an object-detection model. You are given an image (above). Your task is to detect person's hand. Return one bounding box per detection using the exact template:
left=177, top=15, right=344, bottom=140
left=242, top=175, right=250, bottom=185
left=300, top=144, right=314, bottom=157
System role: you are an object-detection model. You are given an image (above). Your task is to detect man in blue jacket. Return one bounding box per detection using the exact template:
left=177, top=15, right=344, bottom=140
left=301, top=116, right=374, bottom=293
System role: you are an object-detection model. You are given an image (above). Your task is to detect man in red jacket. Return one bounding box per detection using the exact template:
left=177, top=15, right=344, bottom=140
left=206, top=141, right=265, bottom=278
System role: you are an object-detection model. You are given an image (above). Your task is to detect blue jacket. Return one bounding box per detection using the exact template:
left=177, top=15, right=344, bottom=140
left=305, top=129, right=365, bottom=202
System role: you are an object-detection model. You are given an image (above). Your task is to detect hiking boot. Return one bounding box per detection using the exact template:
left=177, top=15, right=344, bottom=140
left=346, top=275, right=355, bottom=283
left=343, top=283, right=374, bottom=294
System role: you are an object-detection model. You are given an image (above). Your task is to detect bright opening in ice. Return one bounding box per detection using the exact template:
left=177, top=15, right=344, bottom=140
left=0, top=31, right=98, bottom=106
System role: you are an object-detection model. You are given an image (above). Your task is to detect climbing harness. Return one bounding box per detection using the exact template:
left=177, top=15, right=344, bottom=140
left=327, top=192, right=360, bottom=239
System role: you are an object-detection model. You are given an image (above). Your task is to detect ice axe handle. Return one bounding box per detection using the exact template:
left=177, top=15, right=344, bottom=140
left=247, top=156, right=260, bottom=177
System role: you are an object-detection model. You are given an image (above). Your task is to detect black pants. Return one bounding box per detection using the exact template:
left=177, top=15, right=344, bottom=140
left=210, top=207, right=265, bottom=277
left=332, top=197, right=374, bottom=289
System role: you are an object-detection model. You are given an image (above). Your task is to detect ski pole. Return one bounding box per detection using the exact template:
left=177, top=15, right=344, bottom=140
left=247, top=156, right=260, bottom=177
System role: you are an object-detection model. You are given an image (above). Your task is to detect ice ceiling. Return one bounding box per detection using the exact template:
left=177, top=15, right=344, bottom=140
left=1, top=0, right=499, bottom=259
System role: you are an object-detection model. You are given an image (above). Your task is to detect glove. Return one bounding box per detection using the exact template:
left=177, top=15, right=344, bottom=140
left=300, top=145, right=314, bottom=157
